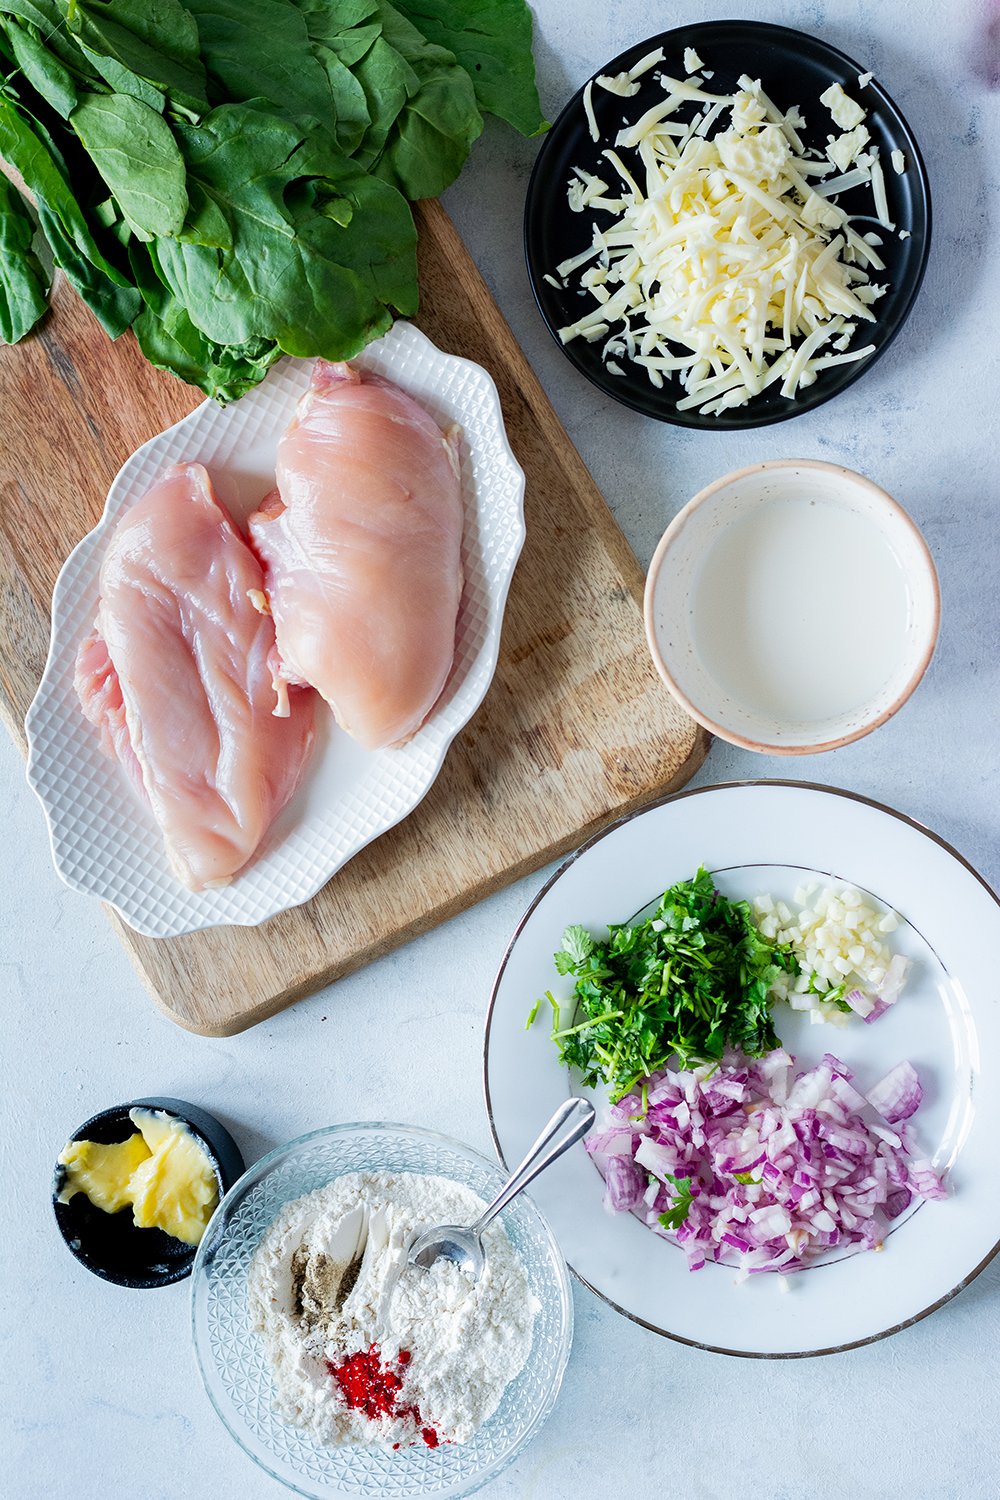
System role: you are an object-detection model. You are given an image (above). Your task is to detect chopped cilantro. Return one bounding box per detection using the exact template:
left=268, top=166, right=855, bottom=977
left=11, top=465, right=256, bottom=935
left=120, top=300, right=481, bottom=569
left=657, top=1173, right=694, bottom=1231
left=549, top=866, right=797, bottom=1100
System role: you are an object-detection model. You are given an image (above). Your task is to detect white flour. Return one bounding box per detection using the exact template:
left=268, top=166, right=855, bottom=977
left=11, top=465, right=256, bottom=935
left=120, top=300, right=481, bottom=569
left=248, top=1171, right=539, bottom=1449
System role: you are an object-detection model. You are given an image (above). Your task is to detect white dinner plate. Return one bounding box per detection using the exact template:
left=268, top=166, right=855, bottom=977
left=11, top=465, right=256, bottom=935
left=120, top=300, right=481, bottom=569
left=484, top=782, right=1000, bottom=1357
left=25, top=323, right=525, bottom=937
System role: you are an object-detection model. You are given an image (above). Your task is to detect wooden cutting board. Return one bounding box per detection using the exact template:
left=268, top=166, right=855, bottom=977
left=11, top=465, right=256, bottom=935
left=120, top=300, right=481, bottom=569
left=0, top=199, right=709, bottom=1034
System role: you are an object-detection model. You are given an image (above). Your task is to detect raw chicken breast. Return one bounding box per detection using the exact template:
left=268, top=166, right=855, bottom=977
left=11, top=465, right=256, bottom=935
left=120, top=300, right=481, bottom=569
left=75, top=462, right=315, bottom=891
left=248, top=360, right=464, bottom=750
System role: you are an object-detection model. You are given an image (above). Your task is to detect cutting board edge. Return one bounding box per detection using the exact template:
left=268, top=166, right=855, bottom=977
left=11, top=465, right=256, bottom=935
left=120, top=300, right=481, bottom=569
left=113, top=725, right=711, bottom=1037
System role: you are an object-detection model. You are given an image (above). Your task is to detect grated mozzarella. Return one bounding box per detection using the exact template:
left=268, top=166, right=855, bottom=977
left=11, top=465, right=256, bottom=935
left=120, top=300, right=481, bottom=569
left=555, top=58, right=892, bottom=414
left=819, top=82, right=866, bottom=130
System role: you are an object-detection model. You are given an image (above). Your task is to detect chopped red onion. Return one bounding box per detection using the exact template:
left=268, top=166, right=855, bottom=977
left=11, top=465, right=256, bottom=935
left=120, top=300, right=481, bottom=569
left=845, top=987, right=877, bottom=1018
left=588, top=1050, right=944, bottom=1273
left=603, top=1154, right=646, bottom=1212
left=866, top=1060, right=923, bottom=1124
left=879, top=953, right=912, bottom=1005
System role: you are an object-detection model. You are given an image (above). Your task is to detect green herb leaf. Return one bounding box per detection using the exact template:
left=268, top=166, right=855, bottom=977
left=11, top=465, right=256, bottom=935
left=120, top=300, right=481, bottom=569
left=154, top=102, right=416, bottom=357
left=70, top=92, right=187, bottom=238
left=186, top=0, right=337, bottom=123
left=64, top=0, right=208, bottom=119
left=0, top=171, right=48, bottom=341
left=554, top=923, right=595, bottom=975
left=657, top=1173, right=693, bottom=1231
left=362, top=1, right=481, bottom=199
left=549, top=867, right=792, bottom=1099
left=0, top=95, right=140, bottom=335
left=2, top=17, right=80, bottom=118
left=389, top=0, right=547, bottom=136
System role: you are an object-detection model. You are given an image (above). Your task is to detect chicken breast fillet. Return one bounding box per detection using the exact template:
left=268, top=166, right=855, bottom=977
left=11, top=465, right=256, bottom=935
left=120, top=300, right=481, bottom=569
left=75, top=462, right=316, bottom=891
left=248, top=360, right=464, bottom=750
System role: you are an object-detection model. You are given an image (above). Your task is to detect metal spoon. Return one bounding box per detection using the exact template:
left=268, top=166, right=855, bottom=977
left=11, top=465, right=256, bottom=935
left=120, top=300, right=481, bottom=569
left=405, top=1097, right=595, bottom=1282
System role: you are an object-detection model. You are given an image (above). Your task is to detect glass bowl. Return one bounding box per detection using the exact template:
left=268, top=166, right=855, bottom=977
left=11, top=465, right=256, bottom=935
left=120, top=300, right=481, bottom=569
left=191, top=1122, right=573, bottom=1498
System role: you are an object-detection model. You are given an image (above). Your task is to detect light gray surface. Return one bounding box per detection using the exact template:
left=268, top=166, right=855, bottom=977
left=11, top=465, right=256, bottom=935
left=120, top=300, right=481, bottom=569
left=4, top=1, right=1000, bottom=1496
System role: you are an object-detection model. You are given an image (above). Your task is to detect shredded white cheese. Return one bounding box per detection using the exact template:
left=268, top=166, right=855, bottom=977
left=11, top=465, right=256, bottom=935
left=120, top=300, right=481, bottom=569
left=553, top=58, right=891, bottom=415
left=891, top=148, right=906, bottom=175
left=596, top=70, right=640, bottom=98
left=857, top=71, right=874, bottom=89
left=869, top=152, right=894, bottom=228
left=683, top=47, right=704, bottom=74
left=819, top=82, right=867, bottom=130
left=582, top=78, right=598, bottom=142
left=629, top=47, right=664, bottom=82
left=827, top=125, right=870, bottom=172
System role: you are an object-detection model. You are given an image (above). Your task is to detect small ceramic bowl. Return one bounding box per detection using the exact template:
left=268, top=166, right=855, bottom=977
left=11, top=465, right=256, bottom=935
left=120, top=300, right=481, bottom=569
left=52, top=1097, right=245, bottom=1288
left=644, top=460, right=939, bottom=753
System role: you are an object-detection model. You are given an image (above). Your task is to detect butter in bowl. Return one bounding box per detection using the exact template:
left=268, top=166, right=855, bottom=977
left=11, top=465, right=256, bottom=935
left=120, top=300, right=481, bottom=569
left=643, top=460, right=939, bottom=753
left=53, top=1097, right=244, bottom=1288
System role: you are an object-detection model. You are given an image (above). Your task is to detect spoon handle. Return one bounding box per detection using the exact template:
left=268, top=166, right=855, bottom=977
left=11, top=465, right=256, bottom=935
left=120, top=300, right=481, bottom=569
left=474, top=1097, right=596, bottom=1235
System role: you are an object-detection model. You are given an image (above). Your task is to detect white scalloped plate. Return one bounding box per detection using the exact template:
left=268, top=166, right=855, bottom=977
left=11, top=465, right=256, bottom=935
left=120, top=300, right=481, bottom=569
left=25, top=323, right=526, bottom=937
left=485, top=783, right=1000, bottom=1357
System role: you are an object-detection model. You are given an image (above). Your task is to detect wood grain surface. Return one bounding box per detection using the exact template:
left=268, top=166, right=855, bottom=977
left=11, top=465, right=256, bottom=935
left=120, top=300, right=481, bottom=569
left=0, top=198, right=709, bottom=1033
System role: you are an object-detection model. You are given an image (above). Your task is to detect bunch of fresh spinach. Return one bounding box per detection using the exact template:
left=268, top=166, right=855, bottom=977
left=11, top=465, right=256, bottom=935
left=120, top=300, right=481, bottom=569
left=0, top=0, right=546, bottom=399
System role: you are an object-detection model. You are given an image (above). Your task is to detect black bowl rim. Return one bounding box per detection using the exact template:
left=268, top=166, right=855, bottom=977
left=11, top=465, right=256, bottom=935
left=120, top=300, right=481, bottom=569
left=52, top=1097, right=245, bottom=1289
left=523, top=18, right=933, bottom=430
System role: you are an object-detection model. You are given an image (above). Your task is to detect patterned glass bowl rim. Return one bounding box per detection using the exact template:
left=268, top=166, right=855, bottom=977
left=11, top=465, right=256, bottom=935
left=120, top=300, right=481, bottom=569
left=191, top=1122, right=574, bottom=1499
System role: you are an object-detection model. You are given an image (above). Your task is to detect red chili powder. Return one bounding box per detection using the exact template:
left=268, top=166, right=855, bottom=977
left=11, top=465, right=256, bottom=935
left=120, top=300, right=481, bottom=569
left=326, top=1345, right=439, bottom=1447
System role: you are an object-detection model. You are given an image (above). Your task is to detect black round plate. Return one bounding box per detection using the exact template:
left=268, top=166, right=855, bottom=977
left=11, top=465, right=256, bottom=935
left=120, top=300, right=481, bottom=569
left=524, top=21, right=932, bottom=430
left=52, top=1097, right=245, bottom=1289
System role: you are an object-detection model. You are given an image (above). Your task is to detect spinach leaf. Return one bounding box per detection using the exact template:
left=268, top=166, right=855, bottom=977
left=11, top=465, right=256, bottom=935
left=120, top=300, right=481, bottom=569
left=0, top=0, right=545, bottom=388
left=315, top=48, right=371, bottom=154
left=0, top=170, right=48, bottom=340
left=349, top=33, right=411, bottom=170
left=184, top=0, right=374, bottom=156
left=0, top=0, right=101, bottom=79
left=0, top=94, right=139, bottom=333
left=294, top=0, right=383, bottom=69
left=154, top=102, right=416, bottom=357
left=70, top=91, right=187, bottom=237
left=1, top=17, right=80, bottom=117
left=131, top=242, right=281, bottom=400
left=64, top=0, right=208, bottom=119
left=390, top=0, right=546, bottom=136
left=364, top=0, right=480, bottom=199
left=186, top=0, right=332, bottom=121
left=36, top=199, right=138, bottom=331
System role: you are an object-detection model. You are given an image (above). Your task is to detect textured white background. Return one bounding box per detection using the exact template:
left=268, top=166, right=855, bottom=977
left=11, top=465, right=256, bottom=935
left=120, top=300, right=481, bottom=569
left=4, top=1, right=1000, bottom=1496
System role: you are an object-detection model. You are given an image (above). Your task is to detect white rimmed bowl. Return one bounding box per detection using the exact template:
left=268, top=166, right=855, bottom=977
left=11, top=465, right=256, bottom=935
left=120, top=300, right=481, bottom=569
left=643, top=460, right=939, bottom=753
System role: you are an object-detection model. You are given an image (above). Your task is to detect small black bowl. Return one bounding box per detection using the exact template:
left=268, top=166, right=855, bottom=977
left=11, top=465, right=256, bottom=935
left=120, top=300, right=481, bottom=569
left=52, top=1098, right=245, bottom=1289
left=524, top=20, right=932, bottom=429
